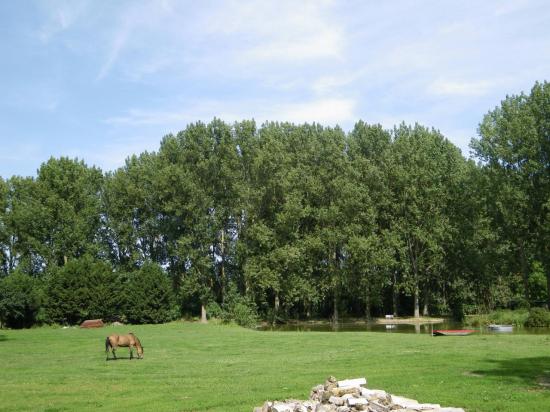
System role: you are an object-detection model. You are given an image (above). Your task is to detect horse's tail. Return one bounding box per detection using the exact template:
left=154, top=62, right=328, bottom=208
left=105, top=337, right=111, bottom=353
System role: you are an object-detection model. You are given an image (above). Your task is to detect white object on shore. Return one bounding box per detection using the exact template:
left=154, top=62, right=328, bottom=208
left=488, top=324, right=513, bottom=332
left=337, top=378, right=367, bottom=388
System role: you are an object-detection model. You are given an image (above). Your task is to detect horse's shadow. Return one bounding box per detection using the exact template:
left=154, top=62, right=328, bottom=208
left=471, top=356, right=550, bottom=387
left=0, top=335, right=7, bottom=342
left=105, top=357, right=142, bottom=361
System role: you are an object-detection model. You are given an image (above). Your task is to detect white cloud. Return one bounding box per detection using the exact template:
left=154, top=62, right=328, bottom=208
left=428, top=79, right=495, bottom=97
left=243, top=29, right=342, bottom=62
left=266, top=98, right=355, bottom=125
left=37, top=1, right=89, bottom=42
left=67, top=135, right=161, bottom=172
left=105, top=108, right=193, bottom=126
left=92, top=0, right=344, bottom=82
left=493, top=0, right=531, bottom=16
left=105, top=97, right=356, bottom=129
left=96, top=24, right=131, bottom=81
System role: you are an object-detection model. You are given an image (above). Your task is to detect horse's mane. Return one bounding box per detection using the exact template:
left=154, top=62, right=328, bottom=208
left=129, top=333, right=142, bottom=348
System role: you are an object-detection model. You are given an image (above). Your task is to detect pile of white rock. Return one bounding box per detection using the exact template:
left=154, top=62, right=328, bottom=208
left=253, top=376, right=465, bottom=412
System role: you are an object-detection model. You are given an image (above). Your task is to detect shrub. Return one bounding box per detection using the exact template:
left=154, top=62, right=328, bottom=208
left=219, top=285, right=258, bottom=328
left=205, top=300, right=223, bottom=320
left=464, top=309, right=529, bottom=327
left=122, top=262, right=176, bottom=324
left=0, top=271, right=42, bottom=328
left=227, top=300, right=258, bottom=328
left=524, top=307, right=550, bottom=327
left=490, top=309, right=529, bottom=326
left=44, top=255, right=120, bottom=325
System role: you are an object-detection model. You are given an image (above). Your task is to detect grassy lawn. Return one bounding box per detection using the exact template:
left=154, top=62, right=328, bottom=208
left=0, top=323, right=549, bottom=411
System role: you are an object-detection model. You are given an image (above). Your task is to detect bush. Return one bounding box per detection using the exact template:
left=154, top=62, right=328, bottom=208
left=227, top=300, right=258, bottom=328
left=0, top=271, right=42, bottom=328
left=524, top=307, right=550, bottom=327
left=121, top=262, right=177, bottom=324
left=205, top=300, right=223, bottom=320
left=44, top=255, right=120, bottom=325
left=219, top=285, right=258, bottom=328
left=464, top=309, right=529, bottom=327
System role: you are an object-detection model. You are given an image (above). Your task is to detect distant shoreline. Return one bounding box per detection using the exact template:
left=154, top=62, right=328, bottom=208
left=374, top=317, right=445, bottom=324
left=262, top=316, right=446, bottom=326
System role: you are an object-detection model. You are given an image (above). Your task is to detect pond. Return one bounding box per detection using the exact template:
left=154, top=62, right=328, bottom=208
left=257, top=320, right=550, bottom=335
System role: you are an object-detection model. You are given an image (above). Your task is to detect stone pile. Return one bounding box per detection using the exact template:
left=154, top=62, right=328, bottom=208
left=253, top=376, right=465, bottom=412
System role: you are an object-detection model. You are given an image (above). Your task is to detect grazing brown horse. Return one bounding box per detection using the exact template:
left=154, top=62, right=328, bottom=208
left=105, top=333, right=143, bottom=360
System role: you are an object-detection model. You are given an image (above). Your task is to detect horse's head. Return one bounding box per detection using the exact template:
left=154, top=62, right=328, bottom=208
left=129, top=333, right=144, bottom=359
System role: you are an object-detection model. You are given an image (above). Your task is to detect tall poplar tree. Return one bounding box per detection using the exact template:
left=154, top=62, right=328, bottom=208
left=471, top=81, right=550, bottom=306
left=0, top=177, right=8, bottom=275
left=388, top=124, right=461, bottom=317
left=35, top=157, right=103, bottom=267
left=102, top=152, right=166, bottom=269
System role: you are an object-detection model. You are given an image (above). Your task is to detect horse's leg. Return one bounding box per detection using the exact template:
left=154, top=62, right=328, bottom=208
left=112, top=346, right=117, bottom=360
left=129, top=345, right=133, bottom=360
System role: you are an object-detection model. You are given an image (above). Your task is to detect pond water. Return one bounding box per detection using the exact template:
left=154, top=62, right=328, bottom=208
left=257, top=321, right=550, bottom=335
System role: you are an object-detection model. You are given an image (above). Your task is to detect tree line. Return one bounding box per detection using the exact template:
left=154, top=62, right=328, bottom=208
left=0, top=81, right=549, bottom=328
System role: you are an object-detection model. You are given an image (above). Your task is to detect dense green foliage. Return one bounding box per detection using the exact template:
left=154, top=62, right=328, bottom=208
left=42, top=256, right=175, bottom=325
left=525, top=307, right=550, bottom=327
left=0, top=82, right=549, bottom=327
left=44, top=256, right=121, bottom=325
left=0, top=271, right=42, bottom=328
left=463, top=309, right=530, bottom=327
left=1, top=323, right=550, bottom=411
left=122, top=263, right=176, bottom=324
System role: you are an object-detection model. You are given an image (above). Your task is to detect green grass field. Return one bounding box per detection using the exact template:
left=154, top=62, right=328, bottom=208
left=0, top=322, right=549, bottom=411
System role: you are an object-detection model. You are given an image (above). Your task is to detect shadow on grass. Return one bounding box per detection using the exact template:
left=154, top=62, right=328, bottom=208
left=0, top=335, right=7, bottom=342
left=472, top=357, right=550, bottom=387
left=105, top=357, right=143, bottom=361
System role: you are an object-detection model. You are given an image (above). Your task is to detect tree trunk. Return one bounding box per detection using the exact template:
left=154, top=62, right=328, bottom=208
left=392, top=271, right=399, bottom=316
left=200, top=304, right=208, bottom=323
left=408, top=237, right=420, bottom=318
left=273, top=291, right=280, bottom=325
left=220, top=229, right=225, bottom=304
left=8, top=235, right=15, bottom=272
left=414, top=284, right=420, bottom=318
left=333, top=250, right=340, bottom=323
left=364, top=285, right=371, bottom=321
left=422, top=284, right=430, bottom=316
left=333, top=289, right=339, bottom=324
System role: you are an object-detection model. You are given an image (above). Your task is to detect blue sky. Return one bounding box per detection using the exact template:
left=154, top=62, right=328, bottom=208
left=1, top=0, right=549, bottom=178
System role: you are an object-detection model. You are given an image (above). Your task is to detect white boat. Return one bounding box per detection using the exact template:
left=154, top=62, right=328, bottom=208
left=488, top=324, right=513, bottom=332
